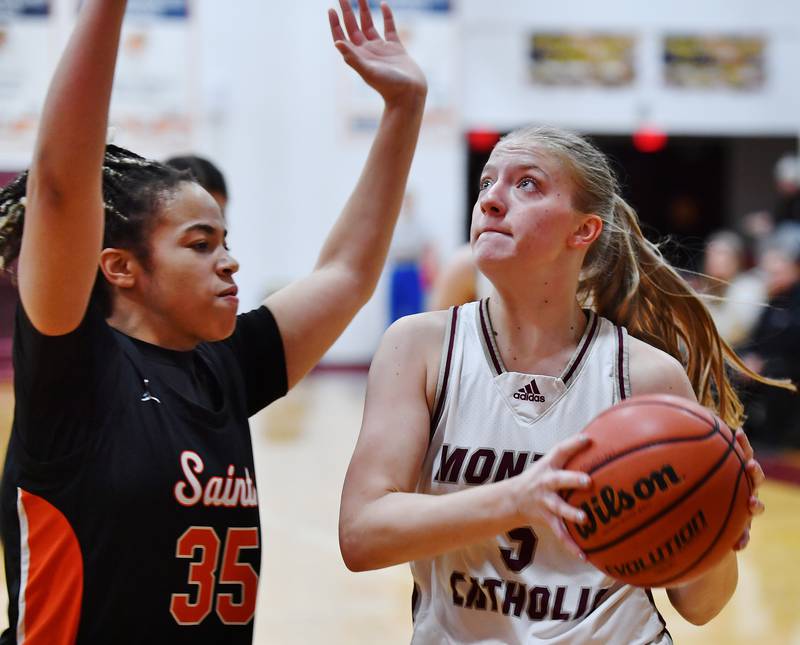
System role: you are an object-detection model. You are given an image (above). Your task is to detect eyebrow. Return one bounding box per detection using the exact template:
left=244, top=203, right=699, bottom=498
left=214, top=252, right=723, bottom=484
left=182, top=223, right=228, bottom=237
left=482, top=163, right=550, bottom=180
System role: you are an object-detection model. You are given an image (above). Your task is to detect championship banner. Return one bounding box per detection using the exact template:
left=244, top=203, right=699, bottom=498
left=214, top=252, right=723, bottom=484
left=0, top=0, right=53, bottom=166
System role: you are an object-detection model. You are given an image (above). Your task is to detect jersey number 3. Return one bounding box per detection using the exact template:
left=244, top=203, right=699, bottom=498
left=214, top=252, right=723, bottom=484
left=170, top=526, right=259, bottom=626
left=499, top=527, right=538, bottom=572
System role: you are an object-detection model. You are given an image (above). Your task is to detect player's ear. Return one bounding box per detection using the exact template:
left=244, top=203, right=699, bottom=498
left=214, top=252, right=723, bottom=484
left=568, top=213, right=603, bottom=250
left=99, top=248, right=139, bottom=289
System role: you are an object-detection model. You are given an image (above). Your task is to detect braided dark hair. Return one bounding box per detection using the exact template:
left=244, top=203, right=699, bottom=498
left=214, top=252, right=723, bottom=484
left=0, top=144, right=192, bottom=317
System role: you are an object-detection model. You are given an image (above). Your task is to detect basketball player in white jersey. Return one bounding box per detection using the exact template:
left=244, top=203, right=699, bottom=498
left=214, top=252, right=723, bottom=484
left=339, top=126, right=784, bottom=644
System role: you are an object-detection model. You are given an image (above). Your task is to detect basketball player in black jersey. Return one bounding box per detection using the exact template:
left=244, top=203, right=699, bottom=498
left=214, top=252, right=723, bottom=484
left=0, top=0, right=426, bottom=642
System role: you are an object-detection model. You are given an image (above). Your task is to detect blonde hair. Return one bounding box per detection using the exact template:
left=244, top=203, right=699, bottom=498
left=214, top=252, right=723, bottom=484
left=497, top=125, right=794, bottom=429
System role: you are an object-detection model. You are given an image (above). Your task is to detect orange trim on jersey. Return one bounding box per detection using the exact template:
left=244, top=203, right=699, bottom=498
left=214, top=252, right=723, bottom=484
left=17, top=488, right=83, bottom=645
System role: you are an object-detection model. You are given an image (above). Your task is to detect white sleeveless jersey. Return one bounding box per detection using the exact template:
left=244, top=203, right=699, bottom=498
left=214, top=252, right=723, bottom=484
left=410, top=299, right=672, bottom=645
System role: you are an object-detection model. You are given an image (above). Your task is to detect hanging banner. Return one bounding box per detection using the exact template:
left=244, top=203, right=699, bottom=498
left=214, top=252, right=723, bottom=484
left=0, top=0, right=53, bottom=166
left=350, top=0, right=450, bottom=11
left=664, top=34, right=766, bottom=91
left=529, top=32, right=636, bottom=87
left=126, top=0, right=187, bottom=18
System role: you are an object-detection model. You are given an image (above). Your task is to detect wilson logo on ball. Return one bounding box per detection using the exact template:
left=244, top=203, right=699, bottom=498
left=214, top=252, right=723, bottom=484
left=573, top=465, right=682, bottom=540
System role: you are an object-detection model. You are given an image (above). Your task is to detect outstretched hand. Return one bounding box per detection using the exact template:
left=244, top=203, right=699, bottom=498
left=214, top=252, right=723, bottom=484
left=329, top=0, right=426, bottom=105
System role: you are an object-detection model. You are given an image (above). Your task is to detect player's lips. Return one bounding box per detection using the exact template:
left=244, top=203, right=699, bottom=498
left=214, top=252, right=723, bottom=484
left=218, top=285, right=238, bottom=299
left=478, top=226, right=511, bottom=237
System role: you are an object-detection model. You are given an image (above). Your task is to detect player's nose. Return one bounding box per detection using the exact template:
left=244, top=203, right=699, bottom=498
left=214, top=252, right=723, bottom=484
left=218, top=249, right=240, bottom=276
left=479, top=185, right=507, bottom=217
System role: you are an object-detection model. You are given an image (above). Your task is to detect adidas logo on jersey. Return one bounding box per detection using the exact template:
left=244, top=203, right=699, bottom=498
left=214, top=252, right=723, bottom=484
left=513, top=379, right=545, bottom=403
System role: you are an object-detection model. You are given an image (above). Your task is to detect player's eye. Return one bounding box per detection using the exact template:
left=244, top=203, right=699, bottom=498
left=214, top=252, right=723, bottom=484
left=518, top=177, right=537, bottom=191
left=478, top=177, right=493, bottom=191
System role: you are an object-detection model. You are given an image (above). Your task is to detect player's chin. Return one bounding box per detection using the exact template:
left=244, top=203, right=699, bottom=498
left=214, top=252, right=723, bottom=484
left=203, top=308, right=238, bottom=342
left=474, top=247, right=513, bottom=275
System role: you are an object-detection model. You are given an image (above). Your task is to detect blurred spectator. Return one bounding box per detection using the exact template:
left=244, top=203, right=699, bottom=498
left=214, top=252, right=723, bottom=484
left=742, top=153, right=800, bottom=257
left=740, top=223, right=800, bottom=448
left=773, top=154, right=800, bottom=225
left=698, top=230, right=766, bottom=346
left=164, top=154, right=229, bottom=213
left=388, top=192, right=434, bottom=323
left=427, top=243, right=492, bottom=310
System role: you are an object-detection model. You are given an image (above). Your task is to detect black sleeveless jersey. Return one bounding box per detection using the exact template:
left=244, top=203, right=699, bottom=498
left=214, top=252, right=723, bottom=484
left=0, top=302, right=287, bottom=644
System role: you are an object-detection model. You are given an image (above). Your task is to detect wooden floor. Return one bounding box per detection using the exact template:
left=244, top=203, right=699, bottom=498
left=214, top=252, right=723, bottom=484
left=1, top=374, right=799, bottom=643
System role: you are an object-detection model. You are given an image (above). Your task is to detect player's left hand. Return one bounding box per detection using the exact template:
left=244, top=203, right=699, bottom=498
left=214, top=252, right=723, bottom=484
left=329, top=0, right=427, bottom=106
left=733, top=429, right=765, bottom=551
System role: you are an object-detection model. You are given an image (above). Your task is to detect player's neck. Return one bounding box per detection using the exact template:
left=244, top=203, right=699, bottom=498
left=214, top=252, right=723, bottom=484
left=107, top=302, right=200, bottom=352
left=487, top=287, right=587, bottom=377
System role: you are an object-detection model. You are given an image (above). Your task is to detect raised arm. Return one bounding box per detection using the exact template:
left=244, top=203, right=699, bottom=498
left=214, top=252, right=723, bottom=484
left=19, top=0, right=127, bottom=335
left=338, top=312, right=591, bottom=571
left=265, top=0, right=427, bottom=389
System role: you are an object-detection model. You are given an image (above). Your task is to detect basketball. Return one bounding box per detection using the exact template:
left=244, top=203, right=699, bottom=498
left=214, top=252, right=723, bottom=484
left=562, top=394, right=752, bottom=588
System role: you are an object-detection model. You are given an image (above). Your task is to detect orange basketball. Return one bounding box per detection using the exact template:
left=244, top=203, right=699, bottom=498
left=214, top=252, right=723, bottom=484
left=562, top=394, right=752, bottom=588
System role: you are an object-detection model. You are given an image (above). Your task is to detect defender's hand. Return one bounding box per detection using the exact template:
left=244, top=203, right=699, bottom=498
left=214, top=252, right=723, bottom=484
left=329, top=0, right=427, bottom=105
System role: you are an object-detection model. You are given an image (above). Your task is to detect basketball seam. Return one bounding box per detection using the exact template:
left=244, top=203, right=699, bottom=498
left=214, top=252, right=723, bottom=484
left=650, top=425, right=749, bottom=586
left=563, top=400, right=731, bottom=505
left=652, top=457, right=747, bottom=587
left=577, top=418, right=741, bottom=554
left=562, top=426, right=719, bottom=504
left=593, top=399, right=716, bottom=429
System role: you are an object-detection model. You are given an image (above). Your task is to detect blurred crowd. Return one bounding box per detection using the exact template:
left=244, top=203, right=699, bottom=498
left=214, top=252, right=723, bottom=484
left=694, top=152, right=800, bottom=450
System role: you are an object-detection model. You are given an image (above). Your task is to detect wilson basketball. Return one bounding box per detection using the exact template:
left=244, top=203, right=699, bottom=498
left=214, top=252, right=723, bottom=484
left=562, top=394, right=751, bottom=588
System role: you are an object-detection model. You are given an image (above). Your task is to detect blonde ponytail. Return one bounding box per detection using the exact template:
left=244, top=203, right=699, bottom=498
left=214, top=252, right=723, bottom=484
left=582, top=194, right=793, bottom=429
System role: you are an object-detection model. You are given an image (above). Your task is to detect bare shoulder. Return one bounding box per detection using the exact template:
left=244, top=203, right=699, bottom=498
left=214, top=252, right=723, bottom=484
left=383, top=309, right=449, bottom=345
left=378, top=309, right=450, bottom=373
left=374, top=310, right=451, bottom=409
left=628, top=335, right=696, bottom=400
